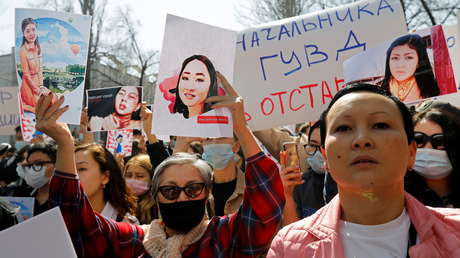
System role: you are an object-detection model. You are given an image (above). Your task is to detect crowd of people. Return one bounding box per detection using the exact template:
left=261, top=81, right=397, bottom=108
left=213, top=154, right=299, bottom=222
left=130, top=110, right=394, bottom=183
left=1, top=72, right=460, bottom=257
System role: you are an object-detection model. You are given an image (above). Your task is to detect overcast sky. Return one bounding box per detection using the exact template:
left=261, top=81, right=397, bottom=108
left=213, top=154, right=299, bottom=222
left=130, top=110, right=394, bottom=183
left=0, top=0, right=246, bottom=55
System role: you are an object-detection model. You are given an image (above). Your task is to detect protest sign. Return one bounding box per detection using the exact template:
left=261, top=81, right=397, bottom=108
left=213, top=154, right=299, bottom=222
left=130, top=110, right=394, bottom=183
left=344, top=25, right=457, bottom=104
left=234, top=0, right=407, bottom=130
left=0, top=196, right=34, bottom=222
left=0, top=207, right=77, bottom=258
left=106, top=129, right=133, bottom=157
left=15, top=8, right=91, bottom=141
left=0, top=87, right=21, bottom=135
left=153, top=14, right=235, bottom=138
left=87, top=86, right=143, bottom=132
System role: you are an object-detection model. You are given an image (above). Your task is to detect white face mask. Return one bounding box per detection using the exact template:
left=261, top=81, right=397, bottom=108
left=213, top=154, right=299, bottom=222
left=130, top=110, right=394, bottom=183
left=22, top=166, right=50, bottom=189
left=414, top=148, right=453, bottom=179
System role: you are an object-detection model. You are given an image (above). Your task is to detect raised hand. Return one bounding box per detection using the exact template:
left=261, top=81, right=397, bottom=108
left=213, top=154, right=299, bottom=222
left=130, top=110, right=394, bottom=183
left=35, top=93, right=72, bottom=145
left=140, top=102, right=157, bottom=143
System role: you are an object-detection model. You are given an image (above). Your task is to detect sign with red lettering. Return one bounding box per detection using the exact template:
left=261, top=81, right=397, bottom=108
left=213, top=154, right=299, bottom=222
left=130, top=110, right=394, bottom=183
left=344, top=25, right=458, bottom=104
left=234, top=0, right=407, bottom=130
left=153, top=15, right=235, bottom=138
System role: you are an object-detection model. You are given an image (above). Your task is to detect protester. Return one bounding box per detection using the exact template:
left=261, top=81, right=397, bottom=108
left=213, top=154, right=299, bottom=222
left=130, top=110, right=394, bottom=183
left=280, top=121, right=337, bottom=226
left=123, top=154, right=157, bottom=224
left=404, top=100, right=460, bottom=208
left=0, top=144, right=18, bottom=186
left=269, top=83, right=460, bottom=257
left=38, top=72, right=284, bottom=257
left=381, top=34, right=439, bottom=102
left=75, top=143, right=138, bottom=223
left=14, top=126, right=27, bottom=150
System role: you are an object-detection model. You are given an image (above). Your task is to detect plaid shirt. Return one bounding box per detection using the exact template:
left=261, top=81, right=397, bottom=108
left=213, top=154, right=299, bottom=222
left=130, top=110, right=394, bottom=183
left=49, top=152, right=285, bottom=257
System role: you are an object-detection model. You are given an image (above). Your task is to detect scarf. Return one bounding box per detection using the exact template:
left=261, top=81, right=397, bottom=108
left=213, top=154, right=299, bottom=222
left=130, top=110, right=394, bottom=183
left=389, top=76, right=417, bottom=101
left=142, top=218, right=209, bottom=258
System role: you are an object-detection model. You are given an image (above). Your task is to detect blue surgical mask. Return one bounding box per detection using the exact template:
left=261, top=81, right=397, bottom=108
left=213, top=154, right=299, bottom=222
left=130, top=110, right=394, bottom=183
left=202, top=143, right=234, bottom=170
left=414, top=148, right=452, bottom=179
left=307, top=151, right=325, bottom=174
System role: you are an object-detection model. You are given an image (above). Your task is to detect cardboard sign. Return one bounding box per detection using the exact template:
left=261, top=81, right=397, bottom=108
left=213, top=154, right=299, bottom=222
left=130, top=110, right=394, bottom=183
left=87, top=86, right=143, bottom=132
left=0, top=207, right=77, bottom=258
left=106, top=129, right=133, bottom=157
left=234, top=0, right=407, bottom=130
left=0, top=87, right=21, bottom=135
left=15, top=8, right=91, bottom=141
left=0, top=196, right=34, bottom=222
left=153, top=14, right=235, bottom=138
left=343, top=25, right=457, bottom=104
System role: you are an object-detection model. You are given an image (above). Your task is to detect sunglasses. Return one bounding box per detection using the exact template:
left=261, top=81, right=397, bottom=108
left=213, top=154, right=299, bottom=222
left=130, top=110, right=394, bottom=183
left=23, top=161, right=54, bottom=172
left=158, top=183, right=206, bottom=201
left=414, top=132, right=445, bottom=150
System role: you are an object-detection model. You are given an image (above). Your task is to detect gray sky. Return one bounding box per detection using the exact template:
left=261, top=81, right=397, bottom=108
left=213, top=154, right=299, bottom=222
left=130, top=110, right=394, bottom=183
left=0, top=0, right=246, bottom=54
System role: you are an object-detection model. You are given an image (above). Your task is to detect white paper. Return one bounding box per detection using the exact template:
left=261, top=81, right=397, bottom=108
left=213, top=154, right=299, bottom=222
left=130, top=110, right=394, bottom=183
left=0, top=87, right=21, bottom=135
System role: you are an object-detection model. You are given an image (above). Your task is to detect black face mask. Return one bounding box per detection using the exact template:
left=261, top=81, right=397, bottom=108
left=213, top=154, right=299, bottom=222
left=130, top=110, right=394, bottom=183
left=158, top=199, right=206, bottom=233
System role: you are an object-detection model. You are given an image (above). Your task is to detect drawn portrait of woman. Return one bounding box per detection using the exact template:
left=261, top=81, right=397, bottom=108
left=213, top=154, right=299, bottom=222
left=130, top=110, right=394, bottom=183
left=171, top=55, right=218, bottom=119
left=381, top=34, right=439, bottom=102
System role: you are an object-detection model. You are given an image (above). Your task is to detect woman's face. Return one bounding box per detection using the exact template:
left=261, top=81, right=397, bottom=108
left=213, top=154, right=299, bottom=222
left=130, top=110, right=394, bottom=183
left=157, top=163, right=207, bottom=204
left=414, top=119, right=443, bottom=149
left=115, top=87, right=141, bottom=116
left=178, top=59, right=211, bottom=108
left=323, top=92, right=416, bottom=190
left=76, top=150, right=109, bottom=198
left=389, top=44, right=419, bottom=82
left=23, top=23, right=37, bottom=44
left=124, top=165, right=151, bottom=185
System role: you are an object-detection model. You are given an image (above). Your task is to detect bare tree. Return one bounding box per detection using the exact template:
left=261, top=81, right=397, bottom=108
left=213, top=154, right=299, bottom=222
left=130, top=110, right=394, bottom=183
left=235, top=0, right=459, bottom=29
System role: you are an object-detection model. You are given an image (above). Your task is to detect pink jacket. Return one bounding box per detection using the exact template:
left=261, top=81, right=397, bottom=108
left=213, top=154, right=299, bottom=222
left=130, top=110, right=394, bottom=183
left=268, top=192, right=460, bottom=258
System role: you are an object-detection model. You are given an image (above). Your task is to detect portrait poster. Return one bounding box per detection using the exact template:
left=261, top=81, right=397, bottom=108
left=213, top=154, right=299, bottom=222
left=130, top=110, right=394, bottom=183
left=15, top=8, right=91, bottom=141
left=105, top=129, right=133, bottom=157
left=343, top=24, right=457, bottom=104
left=87, top=86, right=143, bottom=132
left=234, top=0, right=407, bottom=131
left=0, top=87, right=21, bottom=135
left=0, top=207, right=77, bottom=258
left=153, top=14, right=236, bottom=138
left=0, top=196, right=34, bottom=222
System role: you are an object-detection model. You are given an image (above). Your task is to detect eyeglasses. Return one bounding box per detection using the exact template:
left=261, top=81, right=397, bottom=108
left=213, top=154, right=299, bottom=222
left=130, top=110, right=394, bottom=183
left=414, top=132, right=445, bottom=150
left=158, top=183, right=206, bottom=201
left=23, top=161, right=54, bottom=172
left=303, top=144, right=320, bottom=155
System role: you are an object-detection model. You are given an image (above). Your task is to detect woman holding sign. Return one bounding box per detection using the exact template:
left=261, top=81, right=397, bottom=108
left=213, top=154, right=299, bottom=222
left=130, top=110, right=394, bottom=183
left=172, top=55, right=219, bottom=119
left=381, top=34, right=439, bottom=102
left=18, top=18, right=44, bottom=113
left=38, top=73, right=284, bottom=257
left=268, top=84, right=460, bottom=257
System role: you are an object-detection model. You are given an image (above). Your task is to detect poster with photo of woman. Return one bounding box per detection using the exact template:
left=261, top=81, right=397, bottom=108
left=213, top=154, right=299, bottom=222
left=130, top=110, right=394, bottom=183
left=87, top=86, right=143, bottom=132
left=153, top=14, right=236, bottom=138
left=343, top=25, right=457, bottom=104
left=15, top=8, right=91, bottom=141
left=106, top=129, right=133, bottom=157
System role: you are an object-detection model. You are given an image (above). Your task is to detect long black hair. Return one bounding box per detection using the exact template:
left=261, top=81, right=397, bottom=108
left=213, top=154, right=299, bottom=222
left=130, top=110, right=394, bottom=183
left=172, top=55, right=218, bottom=119
left=381, top=34, right=439, bottom=98
left=21, top=18, right=41, bottom=55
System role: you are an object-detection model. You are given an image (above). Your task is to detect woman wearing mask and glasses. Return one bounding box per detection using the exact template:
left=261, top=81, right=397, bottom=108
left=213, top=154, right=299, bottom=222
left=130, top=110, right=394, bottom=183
left=38, top=73, right=285, bottom=257
left=404, top=100, right=460, bottom=208
left=269, top=84, right=460, bottom=257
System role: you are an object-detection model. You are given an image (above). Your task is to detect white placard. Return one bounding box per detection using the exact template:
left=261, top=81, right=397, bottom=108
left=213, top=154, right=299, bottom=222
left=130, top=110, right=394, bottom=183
left=106, top=129, right=133, bottom=157
left=0, top=87, right=21, bottom=135
left=234, top=0, right=407, bottom=130
left=153, top=14, right=236, bottom=138
left=0, top=207, right=77, bottom=258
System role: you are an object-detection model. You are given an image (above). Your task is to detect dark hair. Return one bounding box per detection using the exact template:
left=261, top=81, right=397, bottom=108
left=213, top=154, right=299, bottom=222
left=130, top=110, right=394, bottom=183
left=319, top=83, right=414, bottom=147
left=172, top=55, right=218, bottom=118
left=75, top=144, right=137, bottom=216
left=27, top=142, right=57, bottom=163
left=307, top=121, right=321, bottom=145
left=381, top=34, right=439, bottom=98
left=116, top=135, right=123, bottom=140
left=413, top=101, right=460, bottom=206
left=114, top=86, right=142, bottom=120
left=21, top=18, right=41, bottom=55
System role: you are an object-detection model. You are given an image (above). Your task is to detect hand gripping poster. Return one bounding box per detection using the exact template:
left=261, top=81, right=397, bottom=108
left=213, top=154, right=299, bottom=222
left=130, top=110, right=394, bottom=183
left=153, top=14, right=236, bottom=138
left=343, top=25, right=458, bottom=104
left=15, top=9, right=91, bottom=141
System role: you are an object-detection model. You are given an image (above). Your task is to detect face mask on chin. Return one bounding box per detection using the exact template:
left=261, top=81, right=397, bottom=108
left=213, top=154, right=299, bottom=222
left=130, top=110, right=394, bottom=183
left=202, top=143, right=234, bottom=170
left=414, top=148, right=453, bottom=180
left=158, top=199, right=207, bottom=233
